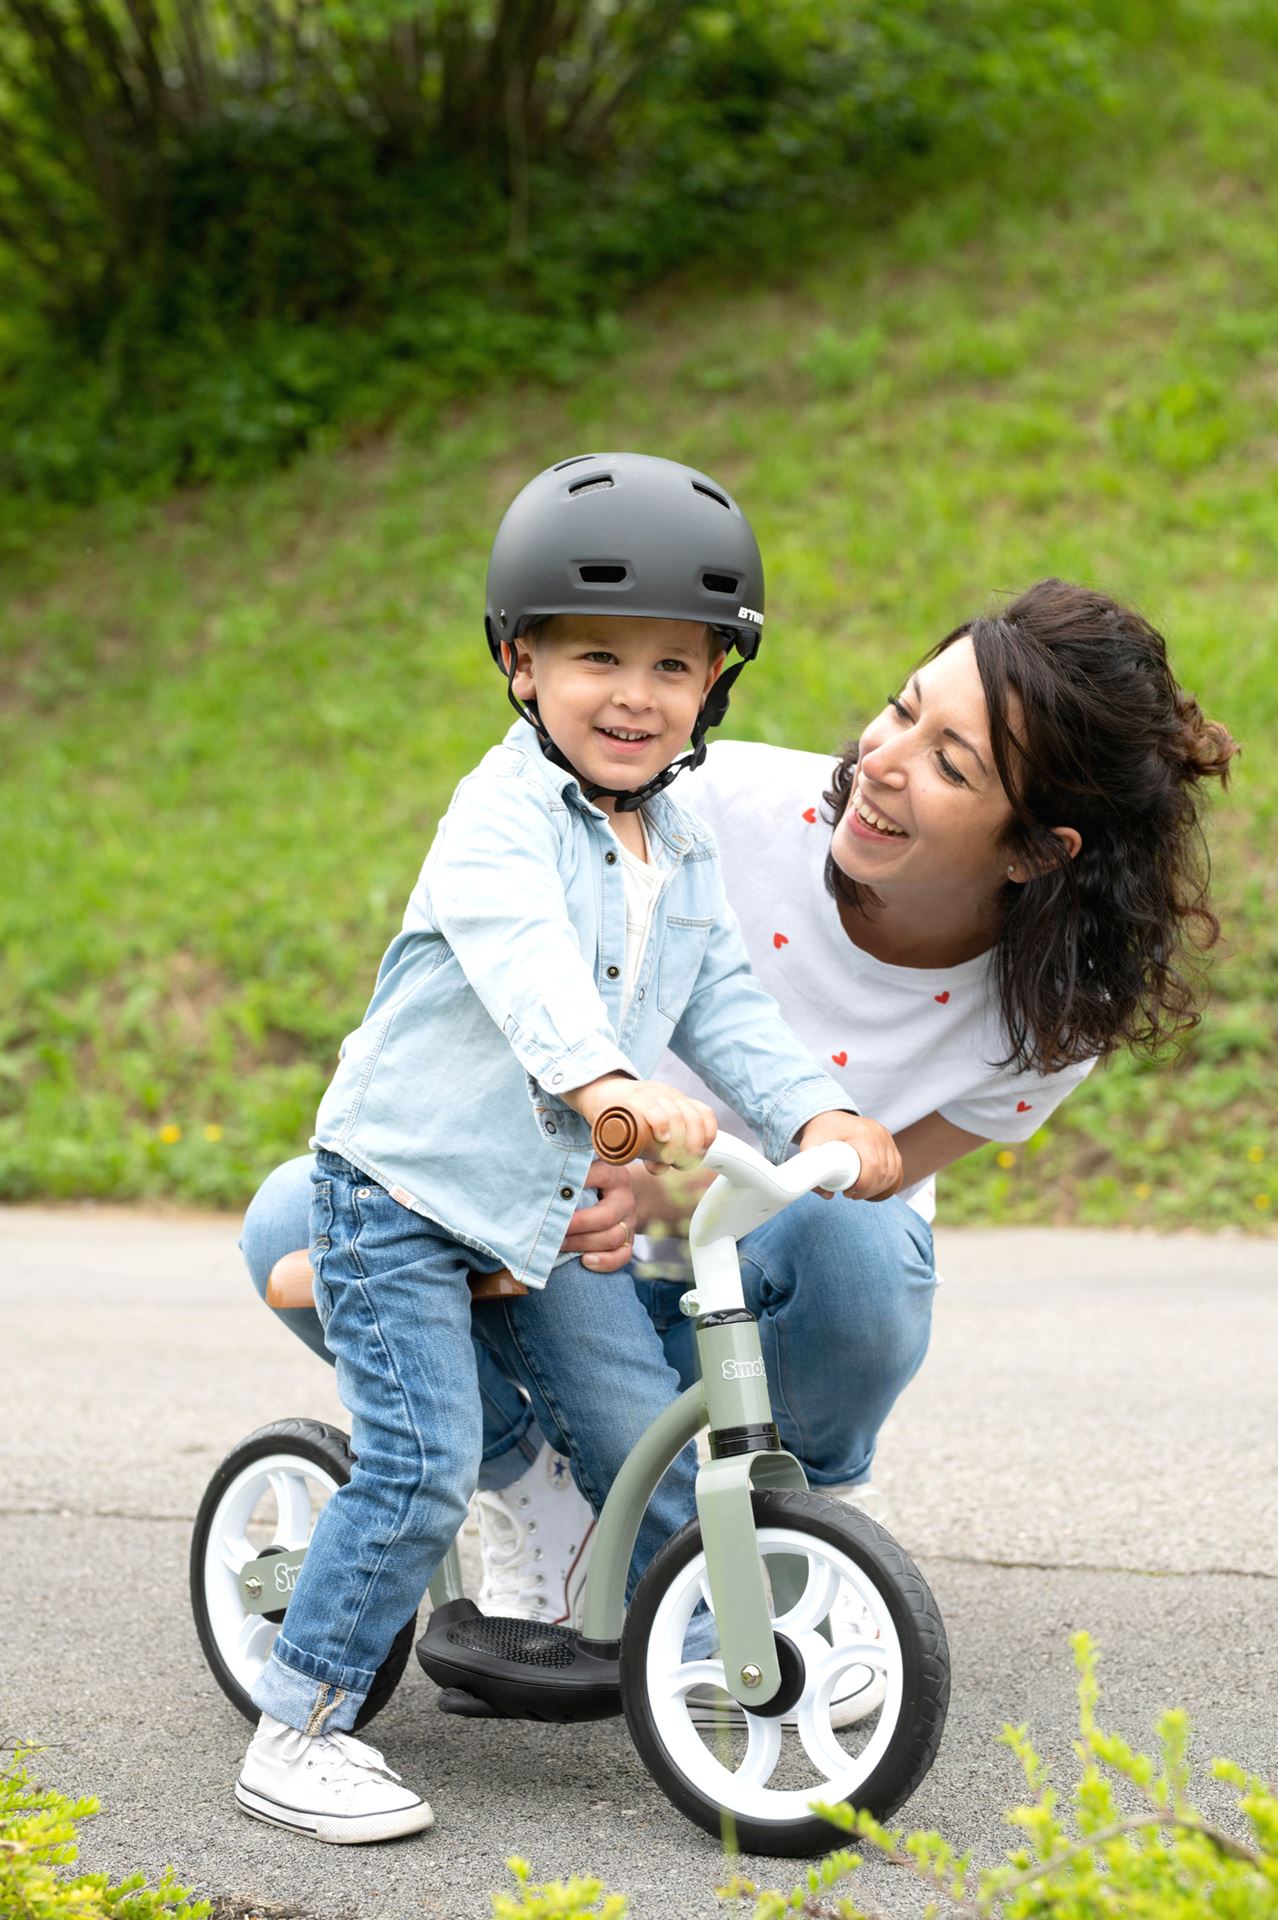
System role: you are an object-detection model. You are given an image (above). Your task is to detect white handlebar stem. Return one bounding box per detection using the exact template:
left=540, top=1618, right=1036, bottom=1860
left=684, top=1133, right=863, bottom=1316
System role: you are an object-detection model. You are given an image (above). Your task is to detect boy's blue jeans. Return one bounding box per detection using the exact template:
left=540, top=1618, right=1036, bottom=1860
left=251, top=1150, right=700, bottom=1735
left=242, top=1151, right=937, bottom=1493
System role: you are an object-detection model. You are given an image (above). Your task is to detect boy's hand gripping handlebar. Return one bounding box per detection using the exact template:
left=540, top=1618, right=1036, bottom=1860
left=591, top=1099, right=861, bottom=1316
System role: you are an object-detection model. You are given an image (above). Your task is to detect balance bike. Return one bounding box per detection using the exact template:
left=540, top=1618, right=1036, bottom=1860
left=190, top=1104, right=950, bottom=1856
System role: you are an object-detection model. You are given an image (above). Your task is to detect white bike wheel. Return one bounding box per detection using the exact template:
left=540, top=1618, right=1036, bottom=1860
left=189, top=1419, right=414, bottom=1728
left=620, top=1489, right=949, bottom=1856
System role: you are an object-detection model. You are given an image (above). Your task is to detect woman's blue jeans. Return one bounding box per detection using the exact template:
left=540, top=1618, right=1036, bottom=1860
left=242, top=1153, right=937, bottom=1497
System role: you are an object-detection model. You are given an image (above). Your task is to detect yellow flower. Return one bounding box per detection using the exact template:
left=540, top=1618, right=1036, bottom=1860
left=1134, top=1182, right=1151, bottom=1200
left=1247, top=1145, right=1264, bottom=1164
left=158, top=1123, right=182, bottom=1145
left=1254, top=1194, right=1271, bottom=1212
left=203, top=1123, right=224, bottom=1143
left=996, top=1149, right=1016, bottom=1170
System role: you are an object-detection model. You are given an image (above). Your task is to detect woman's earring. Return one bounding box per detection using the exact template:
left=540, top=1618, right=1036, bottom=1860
left=1007, top=865, right=1017, bottom=879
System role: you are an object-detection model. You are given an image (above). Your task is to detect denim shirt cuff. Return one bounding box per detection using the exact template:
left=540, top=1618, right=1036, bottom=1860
left=761, top=1076, right=860, bottom=1163
left=531, top=1042, right=640, bottom=1104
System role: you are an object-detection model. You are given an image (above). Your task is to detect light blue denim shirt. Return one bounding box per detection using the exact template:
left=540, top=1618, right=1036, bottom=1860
left=313, top=722, right=855, bottom=1287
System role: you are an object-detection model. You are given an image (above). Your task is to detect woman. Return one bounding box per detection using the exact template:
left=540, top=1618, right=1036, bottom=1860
left=241, top=578, right=1237, bottom=1622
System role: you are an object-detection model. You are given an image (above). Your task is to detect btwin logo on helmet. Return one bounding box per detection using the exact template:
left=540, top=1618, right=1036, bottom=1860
left=720, top=1356, right=765, bottom=1381
left=737, top=606, right=764, bottom=626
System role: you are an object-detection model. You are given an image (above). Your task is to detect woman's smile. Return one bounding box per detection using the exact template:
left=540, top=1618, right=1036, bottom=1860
left=846, top=780, right=909, bottom=840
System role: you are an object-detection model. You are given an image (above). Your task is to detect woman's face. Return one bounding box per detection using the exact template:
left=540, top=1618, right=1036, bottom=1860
left=830, top=636, right=1019, bottom=899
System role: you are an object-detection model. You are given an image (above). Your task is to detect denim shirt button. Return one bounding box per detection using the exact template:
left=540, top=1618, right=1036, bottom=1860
left=560, top=1186, right=574, bottom=1200
left=606, top=965, right=620, bottom=979
left=605, top=850, right=617, bottom=865
left=544, top=1120, right=557, bottom=1135
left=550, top=1071, right=564, bottom=1085
left=637, top=987, right=645, bottom=1000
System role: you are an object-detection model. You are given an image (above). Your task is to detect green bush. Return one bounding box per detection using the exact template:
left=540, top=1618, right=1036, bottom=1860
left=724, top=1635, right=1278, bottom=1919
left=492, top=1859, right=628, bottom=1918
left=0, top=1746, right=209, bottom=1920
left=0, top=0, right=1117, bottom=504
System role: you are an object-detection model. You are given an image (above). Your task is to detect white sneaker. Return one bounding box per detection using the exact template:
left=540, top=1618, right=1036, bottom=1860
left=235, top=1714, right=434, bottom=1844
left=473, top=1443, right=596, bottom=1627
left=833, top=1479, right=894, bottom=1532
left=688, top=1482, right=892, bottom=1733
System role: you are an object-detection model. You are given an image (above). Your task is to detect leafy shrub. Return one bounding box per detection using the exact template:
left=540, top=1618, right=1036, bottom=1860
left=0, top=1745, right=210, bottom=1920
left=0, top=0, right=1118, bottom=504
left=723, top=1634, right=1278, bottom=1919
left=492, top=1858, right=628, bottom=1918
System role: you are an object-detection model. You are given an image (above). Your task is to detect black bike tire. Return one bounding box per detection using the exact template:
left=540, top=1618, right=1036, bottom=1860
left=619, top=1487, right=950, bottom=1857
left=189, top=1417, right=415, bottom=1732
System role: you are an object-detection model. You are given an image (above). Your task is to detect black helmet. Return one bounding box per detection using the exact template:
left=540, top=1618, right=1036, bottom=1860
left=484, top=451, right=764, bottom=807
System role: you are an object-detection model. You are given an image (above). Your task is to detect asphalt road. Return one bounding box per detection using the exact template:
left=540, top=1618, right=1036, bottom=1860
left=2, top=1206, right=1275, bottom=1920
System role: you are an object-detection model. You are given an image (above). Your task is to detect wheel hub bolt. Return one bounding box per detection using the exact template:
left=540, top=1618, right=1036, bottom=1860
left=741, top=1664, right=763, bottom=1688
left=245, top=1577, right=263, bottom=1598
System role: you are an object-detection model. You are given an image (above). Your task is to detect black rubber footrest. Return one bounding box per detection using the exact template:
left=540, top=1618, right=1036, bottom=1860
left=417, top=1599, right=622, bottom=1724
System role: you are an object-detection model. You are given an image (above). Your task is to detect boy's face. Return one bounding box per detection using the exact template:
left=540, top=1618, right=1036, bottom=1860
left=509, top=615, right=725, bottom=800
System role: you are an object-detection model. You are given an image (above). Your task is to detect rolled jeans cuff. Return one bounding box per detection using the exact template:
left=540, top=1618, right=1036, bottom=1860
left=250, top=1633, right=369, bottom=1735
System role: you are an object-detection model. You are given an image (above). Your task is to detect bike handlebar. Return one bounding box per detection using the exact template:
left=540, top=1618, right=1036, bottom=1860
left=590, top=1100, right=862, bottom=1198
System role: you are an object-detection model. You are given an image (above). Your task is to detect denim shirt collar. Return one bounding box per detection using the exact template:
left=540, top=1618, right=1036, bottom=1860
left=497, top=719, right=713, bottom=862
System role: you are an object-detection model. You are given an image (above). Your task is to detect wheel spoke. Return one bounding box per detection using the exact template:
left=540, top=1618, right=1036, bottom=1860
left=771, top=1556, right=840, bottom=1637
left=234, top=1611, right=276, bottom=1664
left=812, top=1634, right=885, bottom=1684
left=658, top=1658, right=724, bottom=1708
left=734, top=1712, right=782, bottom=1791
left=218, top=1531, right=255, bottom=1574
left=795, top=1690, right=856, bottom=1784
left=267, top=1469, right=316, bottom=1549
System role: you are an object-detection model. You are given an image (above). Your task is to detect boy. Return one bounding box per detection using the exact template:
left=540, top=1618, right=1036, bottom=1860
left=235, top=452, right=901, bottom=1843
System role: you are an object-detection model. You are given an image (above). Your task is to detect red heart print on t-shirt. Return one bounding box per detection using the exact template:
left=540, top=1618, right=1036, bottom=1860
left=802, top=807, right=817, bottom=823
left=1017, top=1100, right=1032, bottom=1112
left=773, top=932, right=789, bottom=949
left=934, top=991, right=950, bottom=1004
left=832, top=1051, right=847, bottom=1067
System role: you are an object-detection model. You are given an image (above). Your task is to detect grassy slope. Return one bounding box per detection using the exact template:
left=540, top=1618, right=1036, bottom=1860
left=3, top=25, right=1275, bottom=1228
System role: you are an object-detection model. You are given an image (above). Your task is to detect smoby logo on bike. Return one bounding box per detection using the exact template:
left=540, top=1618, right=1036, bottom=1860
left=720, top=1355, right=765, bottom=1381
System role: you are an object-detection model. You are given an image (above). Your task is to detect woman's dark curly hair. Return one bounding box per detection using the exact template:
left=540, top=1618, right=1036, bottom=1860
left=824, top=579, right=1240, bottom=1073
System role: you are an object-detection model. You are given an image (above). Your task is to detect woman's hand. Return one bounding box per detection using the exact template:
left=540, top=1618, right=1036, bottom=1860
left=560, top=1159, right=638, bottom=1273
left=796, top=1110, right=904, bottom=1201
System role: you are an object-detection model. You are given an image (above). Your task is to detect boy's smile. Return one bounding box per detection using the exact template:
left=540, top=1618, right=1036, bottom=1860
left=510, top=614, right=724, bottom=806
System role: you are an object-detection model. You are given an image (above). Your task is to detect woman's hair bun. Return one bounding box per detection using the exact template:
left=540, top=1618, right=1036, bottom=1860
left=1174, top=690, right=1239, bottom=785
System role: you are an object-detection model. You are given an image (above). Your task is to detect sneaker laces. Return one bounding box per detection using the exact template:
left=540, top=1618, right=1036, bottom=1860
left=303, top=1729, right=404, bottom=1805
left=473, top=1487, right=548, bottom=1614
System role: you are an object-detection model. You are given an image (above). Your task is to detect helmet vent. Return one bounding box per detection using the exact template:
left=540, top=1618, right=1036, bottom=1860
left=577, top=563, right=630, bottom=585
left=701, top=571, right=740, bottom=595
left=568, top=475, right=614, bottom=495
left=692, top=481, right=730, bottom=509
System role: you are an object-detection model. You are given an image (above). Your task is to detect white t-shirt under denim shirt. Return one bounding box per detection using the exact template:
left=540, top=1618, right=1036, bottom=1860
left=656, top=740, right=1097, bottom=1224
left=618, top=813, right=667, bottom=1016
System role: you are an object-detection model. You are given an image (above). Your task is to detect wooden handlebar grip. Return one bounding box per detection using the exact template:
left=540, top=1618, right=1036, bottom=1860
left=592, top=1104, right=648, bottom=1164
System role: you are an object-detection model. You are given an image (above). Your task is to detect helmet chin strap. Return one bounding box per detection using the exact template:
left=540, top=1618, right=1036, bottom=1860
left=502, top=648, right=747, bottom=812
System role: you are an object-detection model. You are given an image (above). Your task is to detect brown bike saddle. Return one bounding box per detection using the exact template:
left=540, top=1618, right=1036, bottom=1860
left=264, top=1248, right=528, bottom=1307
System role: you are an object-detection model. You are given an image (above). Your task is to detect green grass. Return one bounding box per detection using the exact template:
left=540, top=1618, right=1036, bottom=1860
left=3, top=16, right=1275, bottom=1230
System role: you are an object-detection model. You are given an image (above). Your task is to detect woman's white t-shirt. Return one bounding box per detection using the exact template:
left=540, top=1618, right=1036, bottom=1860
left=658, top=740, right=1096, bottom=1222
